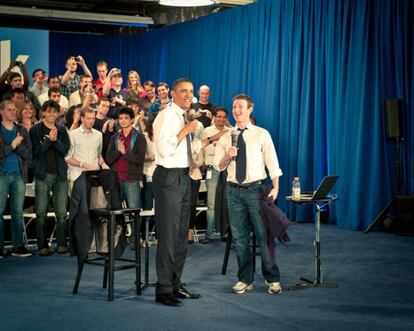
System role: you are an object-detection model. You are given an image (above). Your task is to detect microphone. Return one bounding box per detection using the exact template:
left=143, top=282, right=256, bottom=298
left=186, top=109, right=196, bottom=140
left=231, top=129, right=240, bottom=147
left=187, top=109, right=196, bottom=122
left=230, top=129, right=240, bottom=161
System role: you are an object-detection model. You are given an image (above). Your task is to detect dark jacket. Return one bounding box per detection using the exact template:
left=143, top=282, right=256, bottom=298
left=0, top=123, right=31, bottom=183
left=259, top=185, right=291, bottom=266
left=68, top=170, right=125, bottom=265
left=105, top=129, right=147, bottom=181
left=29, top=122, right=70, bottom=182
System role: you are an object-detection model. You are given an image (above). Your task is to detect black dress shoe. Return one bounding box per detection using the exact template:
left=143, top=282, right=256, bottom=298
left=174, top=286, right=201, bottom=299
left=156, top=293, right=183, bottom=306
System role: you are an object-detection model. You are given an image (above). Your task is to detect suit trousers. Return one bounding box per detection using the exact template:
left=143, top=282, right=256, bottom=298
left=153, top=166, right=191, bottom=295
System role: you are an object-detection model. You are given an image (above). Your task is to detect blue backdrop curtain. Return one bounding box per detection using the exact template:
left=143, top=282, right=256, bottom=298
left=50, top=0, right=413, bottom=230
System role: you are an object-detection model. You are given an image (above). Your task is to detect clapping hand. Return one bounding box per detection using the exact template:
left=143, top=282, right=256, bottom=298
left=11, top=133, right=23, bottom=149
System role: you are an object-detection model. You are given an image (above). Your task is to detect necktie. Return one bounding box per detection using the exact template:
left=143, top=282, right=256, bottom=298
left=183, top=113, right=193, bottom=172
left=236, top=128, right=247, bottom=183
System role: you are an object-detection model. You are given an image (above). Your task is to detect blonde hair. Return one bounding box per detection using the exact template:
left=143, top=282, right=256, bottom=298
left=16, top=101, right=37, bottom=124
left=127, top=70, right=144, bottom=97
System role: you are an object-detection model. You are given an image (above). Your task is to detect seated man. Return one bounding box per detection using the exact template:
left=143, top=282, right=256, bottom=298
left=0, top=100, right=32, bottom=259
left=30, top=100, right=70, bottom=256
left=149, top=82, right=170, bottom=115
left=139, top=80, right=159, bottom=113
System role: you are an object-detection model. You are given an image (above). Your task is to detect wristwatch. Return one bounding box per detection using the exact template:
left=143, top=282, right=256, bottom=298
left=207, top=136, right=213, bottom=145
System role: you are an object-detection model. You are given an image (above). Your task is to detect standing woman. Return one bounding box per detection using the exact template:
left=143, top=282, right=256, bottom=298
left=126, top=70, right=146, bottom=99
left=16, top=101, right=37, bottom=132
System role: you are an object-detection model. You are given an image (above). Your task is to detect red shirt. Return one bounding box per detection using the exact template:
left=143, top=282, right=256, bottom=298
left=114, top=130, right=133, bottom=182
left=93, top=78, right=105, bottom=99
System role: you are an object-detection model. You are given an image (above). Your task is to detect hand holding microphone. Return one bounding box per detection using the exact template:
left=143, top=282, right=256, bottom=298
left=229, top=129, right=240, bottom=160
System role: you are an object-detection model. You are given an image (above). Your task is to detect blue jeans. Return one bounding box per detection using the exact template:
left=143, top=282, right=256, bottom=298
left=0, top=172, right=25, bottom=248
left=227, top=184, right=280, bottom=284
left=120, top=181, right=142, bottom=243
left=205, top=168, right=220, bottom=238
left=120, top=181, right=142, bottom=209
left=35, top=174, right=68, bottom=248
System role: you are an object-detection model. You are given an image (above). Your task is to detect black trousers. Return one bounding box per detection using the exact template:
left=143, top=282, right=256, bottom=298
left=153, top=166, right=191, bottom=295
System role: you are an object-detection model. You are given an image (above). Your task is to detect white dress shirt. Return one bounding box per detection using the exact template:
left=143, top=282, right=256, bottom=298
left=213, top=122, right=283, bottom=184
left=153, top=102, right=202, bottom=169
left=65, top=126, right=103, bottom=181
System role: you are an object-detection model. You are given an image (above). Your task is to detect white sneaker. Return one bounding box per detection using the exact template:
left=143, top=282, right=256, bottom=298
left=266, top=281, right=282, bottom=294
left=232, top=281, right=253, bottom=294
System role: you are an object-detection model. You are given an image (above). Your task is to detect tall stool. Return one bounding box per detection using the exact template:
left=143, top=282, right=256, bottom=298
left=72, top=207, right=141, bottom=301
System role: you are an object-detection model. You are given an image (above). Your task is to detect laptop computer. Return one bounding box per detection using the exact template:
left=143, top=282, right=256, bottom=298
left=296, top=175, right=339, bottom=200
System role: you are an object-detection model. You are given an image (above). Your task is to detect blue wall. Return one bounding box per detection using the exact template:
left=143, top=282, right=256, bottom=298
left=0, top=27, right=49, bottom=82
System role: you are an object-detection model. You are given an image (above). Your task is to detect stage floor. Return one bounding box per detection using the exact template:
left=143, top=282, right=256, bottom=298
left=0, top=223, right=413, bottom=331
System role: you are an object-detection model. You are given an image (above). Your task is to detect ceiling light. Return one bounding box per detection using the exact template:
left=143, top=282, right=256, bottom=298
left=159, top=0, right=218, bottom=7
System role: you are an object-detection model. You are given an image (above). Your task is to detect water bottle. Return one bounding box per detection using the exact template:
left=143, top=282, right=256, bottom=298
left=292, top=176, right=301, bottom=200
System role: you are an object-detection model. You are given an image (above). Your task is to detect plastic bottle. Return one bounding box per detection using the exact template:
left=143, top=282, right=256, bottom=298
left=292, top=176, right=301, bottom=200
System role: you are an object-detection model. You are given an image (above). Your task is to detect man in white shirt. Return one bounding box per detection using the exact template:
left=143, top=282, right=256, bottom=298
left=200, top=107, right=228, bottom=243
left=213, top=94, right=283, bottom=295
left=65, top=107, right=109, bottom=188
left=152, top=78, right=225, bottom=306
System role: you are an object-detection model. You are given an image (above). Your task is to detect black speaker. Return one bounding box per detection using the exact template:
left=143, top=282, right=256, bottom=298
left=395, top=195, right=414, bottom=235
left=385, top=99, right=402, bottom=138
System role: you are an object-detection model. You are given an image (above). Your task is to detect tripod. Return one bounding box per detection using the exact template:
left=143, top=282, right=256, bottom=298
left=365, top=137, right=401, bottom=233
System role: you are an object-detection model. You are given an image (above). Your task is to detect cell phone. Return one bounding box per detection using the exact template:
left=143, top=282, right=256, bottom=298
left=15, top=55, right=29, bottom=64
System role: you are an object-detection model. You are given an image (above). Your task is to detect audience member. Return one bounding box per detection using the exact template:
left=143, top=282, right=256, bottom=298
left=192, top=85, right=216, bottom=128
left=65, top=107, right=109, bottom=189
left=69, top=74, right=98, bottom=108
left=0, top=100, right=32, bottom=259
left=65, top=105, right=82, bottom=132
left=126, top=70, right=145, bottom=99
left=93, top=60, right=108, bottom=99
left=29, top=100, right=70, bottom=256
left=103, top=68, right=129, bottom=119
left=200, top=107, right=228, bottom=243
left=16, top=101, right=37, bottom=132
left=106, top=107, right=146, bottom=216
left=139, top=80, right=159, bottom=113
left=60, top=55, right=92, bottom=99
left=126, top=97, right=146, bottom=132
left=30, top=69, right=48, bottom=97
left=149, top=82, right=170, bottom=114
left=9, top=88, right=27, bottom=110
left=93, top=98, right=115, bottom=158
left=141, top=113, right=157, bottom=246
left=3, top=72, right=41, bottom=115
left=46, top=87, right=66, bottom=125
left=213, top=94, right=283, bottom=295
left=38, top=76, right=69, bottom=111
left=0, top=61, right=29, bottom=100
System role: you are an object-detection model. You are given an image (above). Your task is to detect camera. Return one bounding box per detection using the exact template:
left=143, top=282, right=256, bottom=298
left=75, top=56, right=81, bottom=62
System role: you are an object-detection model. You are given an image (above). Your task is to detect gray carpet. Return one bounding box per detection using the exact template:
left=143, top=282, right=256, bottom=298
left=1, top=223, right=413, bottom=331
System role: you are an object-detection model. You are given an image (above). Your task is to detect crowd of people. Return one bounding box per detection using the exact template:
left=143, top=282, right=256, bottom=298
left=0, top=56, right=283, bottom=306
